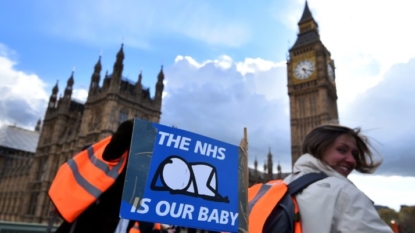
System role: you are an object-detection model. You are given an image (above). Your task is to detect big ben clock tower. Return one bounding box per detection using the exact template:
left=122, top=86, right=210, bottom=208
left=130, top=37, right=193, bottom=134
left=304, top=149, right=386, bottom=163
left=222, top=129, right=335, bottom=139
left=287, top=1, right=339, bottom=167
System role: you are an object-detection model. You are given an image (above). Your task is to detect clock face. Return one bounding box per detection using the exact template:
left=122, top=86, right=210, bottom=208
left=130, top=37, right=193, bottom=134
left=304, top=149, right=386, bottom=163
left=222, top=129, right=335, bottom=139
left=294, top=59, right=315, bottom=80
left=327, top=63, right=335, bottom=81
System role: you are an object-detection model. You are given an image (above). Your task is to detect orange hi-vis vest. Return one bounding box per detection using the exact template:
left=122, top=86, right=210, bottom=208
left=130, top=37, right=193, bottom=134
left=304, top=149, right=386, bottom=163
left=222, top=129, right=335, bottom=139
left=48, top=136, right=128, bottom=223
left=391, top=221, right=400, bottom=233
left=129, top=222, right=162, bottom=233
left=247, top=173, right=327, bottom=233
left=129, top=222, right=140, bottom=233
left=154, top=223, right=161, bottom=230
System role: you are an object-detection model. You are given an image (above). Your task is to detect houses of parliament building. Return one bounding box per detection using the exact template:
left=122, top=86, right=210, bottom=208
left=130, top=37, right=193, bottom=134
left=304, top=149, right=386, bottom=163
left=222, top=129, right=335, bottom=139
left=0, top=1, right=339, bottom=224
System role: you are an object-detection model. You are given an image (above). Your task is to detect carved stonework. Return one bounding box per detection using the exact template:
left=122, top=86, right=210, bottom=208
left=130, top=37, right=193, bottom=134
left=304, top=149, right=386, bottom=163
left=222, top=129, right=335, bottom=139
left=13, top=44, right=165, bottom=224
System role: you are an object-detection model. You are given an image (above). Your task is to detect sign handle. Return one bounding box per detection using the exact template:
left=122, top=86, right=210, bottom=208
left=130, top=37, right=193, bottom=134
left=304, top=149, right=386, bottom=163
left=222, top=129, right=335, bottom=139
left=237, top=127, right=249, bottom=233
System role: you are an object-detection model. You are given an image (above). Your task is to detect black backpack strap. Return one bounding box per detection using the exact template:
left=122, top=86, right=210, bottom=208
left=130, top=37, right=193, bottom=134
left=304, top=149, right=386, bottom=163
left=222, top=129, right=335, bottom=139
left=288, top=172, right=327, bottom=195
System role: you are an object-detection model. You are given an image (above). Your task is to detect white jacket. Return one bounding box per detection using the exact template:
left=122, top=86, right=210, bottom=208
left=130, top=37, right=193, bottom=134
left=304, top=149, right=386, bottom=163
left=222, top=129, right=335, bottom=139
left=283, top=154, right=393, bottom=233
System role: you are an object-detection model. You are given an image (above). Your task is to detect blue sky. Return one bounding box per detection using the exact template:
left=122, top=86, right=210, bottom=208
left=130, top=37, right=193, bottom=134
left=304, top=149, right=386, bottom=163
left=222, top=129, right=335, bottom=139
left=0, top=0, right=293, bottom=91
left=1, top=0, right=415, bottom=211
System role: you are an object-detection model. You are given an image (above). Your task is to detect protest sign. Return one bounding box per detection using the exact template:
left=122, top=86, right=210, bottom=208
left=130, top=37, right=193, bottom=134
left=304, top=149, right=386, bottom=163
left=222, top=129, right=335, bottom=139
left=120, top=119, right=242, bottom=232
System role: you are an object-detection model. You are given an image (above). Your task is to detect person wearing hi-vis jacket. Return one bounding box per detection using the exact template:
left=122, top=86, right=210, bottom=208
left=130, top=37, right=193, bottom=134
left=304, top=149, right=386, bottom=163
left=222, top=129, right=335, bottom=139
left=49, top=119, right=179, bottom=233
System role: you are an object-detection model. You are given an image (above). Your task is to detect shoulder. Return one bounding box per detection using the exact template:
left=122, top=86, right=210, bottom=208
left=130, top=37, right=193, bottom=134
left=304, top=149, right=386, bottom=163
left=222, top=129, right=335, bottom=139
left=314, top=176, right=375, bottom=217
left=330, top=180, right=393, bottom=232
left=285, top=171, right=366, bottom=202
left=315, top=175, right=370, bottom=202
left=336, top=179, right=374, bottom=210
left=285, top=172, right=354, bottom=194
left=314, top=176, right=369, bottom=201
left=292, top=173, right=363, bottom=207
left=320, top=176, right=356, bottom=190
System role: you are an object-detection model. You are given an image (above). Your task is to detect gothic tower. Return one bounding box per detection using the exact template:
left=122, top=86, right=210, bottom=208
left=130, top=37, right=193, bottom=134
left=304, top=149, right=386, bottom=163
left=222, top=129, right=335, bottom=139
left=253, top=157, right=258, bottom=181
left=77, top=44, right=164, bottom=148
left=267, top=148, right=273, bottom=180
left=287, top=1, right=339, bottom=168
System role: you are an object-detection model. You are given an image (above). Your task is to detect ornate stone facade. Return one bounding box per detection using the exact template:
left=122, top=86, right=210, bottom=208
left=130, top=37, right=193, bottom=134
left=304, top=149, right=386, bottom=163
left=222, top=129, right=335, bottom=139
left=0, top=44, right=164, bottom=223
left=0, top=123, right=40, bottom=221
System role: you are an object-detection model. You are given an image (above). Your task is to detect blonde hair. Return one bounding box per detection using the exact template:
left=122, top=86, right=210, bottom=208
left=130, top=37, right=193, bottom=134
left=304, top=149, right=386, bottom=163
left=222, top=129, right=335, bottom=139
left=301, top=125, right=382, bottom=173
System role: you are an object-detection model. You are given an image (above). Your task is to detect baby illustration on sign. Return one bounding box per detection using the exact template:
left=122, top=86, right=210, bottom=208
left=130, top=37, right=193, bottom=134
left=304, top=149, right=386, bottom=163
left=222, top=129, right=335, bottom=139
left=150, top=156, right=229, bottom=203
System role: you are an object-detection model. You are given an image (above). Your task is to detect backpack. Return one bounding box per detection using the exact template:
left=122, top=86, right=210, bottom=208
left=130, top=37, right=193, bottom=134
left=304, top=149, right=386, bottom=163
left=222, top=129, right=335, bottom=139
left=248, top=173, right=327, bottom=233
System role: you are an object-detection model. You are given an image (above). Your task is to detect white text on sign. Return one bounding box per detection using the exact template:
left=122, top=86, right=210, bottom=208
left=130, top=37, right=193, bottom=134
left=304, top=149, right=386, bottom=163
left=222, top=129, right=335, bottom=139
left=158, top=131, right=226, bottom=160
left=130, top=197, right=238, bottom=226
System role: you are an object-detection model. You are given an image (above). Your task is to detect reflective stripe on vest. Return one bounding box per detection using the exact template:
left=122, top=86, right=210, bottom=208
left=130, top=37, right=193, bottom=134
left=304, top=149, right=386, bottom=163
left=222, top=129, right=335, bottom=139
left=247, top=181, right=288, bottom=233
left=48, top=136, right=128, bottom=223
left=129, top=222, right=140, bottom=233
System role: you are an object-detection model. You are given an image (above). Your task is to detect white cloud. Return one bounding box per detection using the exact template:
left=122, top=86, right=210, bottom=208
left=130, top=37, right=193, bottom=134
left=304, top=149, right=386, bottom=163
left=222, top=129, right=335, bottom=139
left=161, top=55, right=292, bottom=170
left=174, top=56, right=203, bottom=69
left=341, top=58, right=415, bottom=177
left=0, top=44, right=49, bottom=129
left=0, top=44, right=17, bottom=59
left=272, top=0, right=415, bottom=111
left=160, top=54, right=415, bottom=210
left=350, top=174, right=415, bottom=211
left=0, top=44, right=89, bottom=129
left=170, top=55, right=288, bottom=102
left=72, top=89, right=88, bottom=103
left=236, top=58, right=285, bottom=76
left=162, top=54, right=415, bottom=178
left=236, top=58, right=287, bottom=101
left=309, top=0, right=415, bottom=70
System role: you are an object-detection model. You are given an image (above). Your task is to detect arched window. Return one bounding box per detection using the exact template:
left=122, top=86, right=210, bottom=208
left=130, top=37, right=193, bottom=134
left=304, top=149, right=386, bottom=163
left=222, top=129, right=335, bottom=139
left=118, top=109, right=129, bottom=125
left=310, top=96, right=316, bottom=115
left=141, top=114, right=149, bottom=121
left=93, top=109, right=101, bottom=129
left=298, top=98, right=305, bottom=118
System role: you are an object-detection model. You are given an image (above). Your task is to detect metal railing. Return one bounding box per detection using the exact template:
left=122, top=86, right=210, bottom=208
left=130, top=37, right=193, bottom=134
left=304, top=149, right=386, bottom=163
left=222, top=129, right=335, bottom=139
left=0, top=221, right=57, bottom=233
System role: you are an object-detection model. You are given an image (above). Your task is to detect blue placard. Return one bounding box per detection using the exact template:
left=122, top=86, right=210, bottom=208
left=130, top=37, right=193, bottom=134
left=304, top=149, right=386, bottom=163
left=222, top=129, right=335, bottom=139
left=120, top=119, right=240, bottom=232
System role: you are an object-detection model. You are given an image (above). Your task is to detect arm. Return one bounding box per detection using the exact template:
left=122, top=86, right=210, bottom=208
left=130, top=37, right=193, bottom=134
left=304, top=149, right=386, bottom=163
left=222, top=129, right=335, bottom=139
left=139, top=221, right=157, bottom=233
left=102, top=119, right=134, bottom=161
left=139, top=222, right=177, bottom=233
left=335, top=187, right=393, bottom=233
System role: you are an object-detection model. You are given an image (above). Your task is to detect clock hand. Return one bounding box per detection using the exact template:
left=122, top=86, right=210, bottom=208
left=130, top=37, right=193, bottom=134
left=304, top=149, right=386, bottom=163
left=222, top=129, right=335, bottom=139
left=304, top=69, right=313, bottom=75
